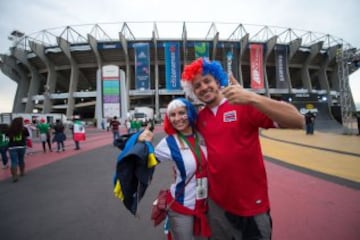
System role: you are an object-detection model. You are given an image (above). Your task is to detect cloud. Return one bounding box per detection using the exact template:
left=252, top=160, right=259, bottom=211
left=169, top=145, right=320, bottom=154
left=1, top=0, right=359, bottom=113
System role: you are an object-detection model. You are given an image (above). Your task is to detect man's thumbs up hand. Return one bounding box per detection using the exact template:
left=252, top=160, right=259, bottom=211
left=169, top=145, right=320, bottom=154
left=228, top=74, right=240, bottom=86
left=222, top=74, right=255, bottom=105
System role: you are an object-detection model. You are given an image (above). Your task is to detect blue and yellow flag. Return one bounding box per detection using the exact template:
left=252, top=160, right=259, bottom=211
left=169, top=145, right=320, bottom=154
left=113, top=131, right=158, bottom=215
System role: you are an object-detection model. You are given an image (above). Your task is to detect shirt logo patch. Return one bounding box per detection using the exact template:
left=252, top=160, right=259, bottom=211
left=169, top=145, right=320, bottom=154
left=223, top=110, right=237, bottom=122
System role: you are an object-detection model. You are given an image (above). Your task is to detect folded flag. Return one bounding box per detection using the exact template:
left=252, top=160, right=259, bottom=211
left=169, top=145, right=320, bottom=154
left=113, top=131, right=159, bottom=215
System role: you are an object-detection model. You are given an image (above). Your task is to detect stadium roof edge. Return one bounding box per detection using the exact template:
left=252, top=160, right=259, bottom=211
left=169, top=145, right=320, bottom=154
left=5, top=21, right=356, bottom=53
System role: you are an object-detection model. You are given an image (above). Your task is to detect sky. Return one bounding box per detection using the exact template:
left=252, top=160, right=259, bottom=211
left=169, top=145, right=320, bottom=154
left=1, top=0, right=359, bottom=113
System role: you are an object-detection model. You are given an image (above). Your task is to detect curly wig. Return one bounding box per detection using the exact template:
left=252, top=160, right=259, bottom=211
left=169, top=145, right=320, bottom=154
left=181, top=57, right=228, bottom=102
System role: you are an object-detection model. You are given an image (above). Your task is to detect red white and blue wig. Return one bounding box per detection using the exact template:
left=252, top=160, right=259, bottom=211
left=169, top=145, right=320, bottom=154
left=163, top=98, right=198, bottom=135
left=181, top=57, right=228, bottom=102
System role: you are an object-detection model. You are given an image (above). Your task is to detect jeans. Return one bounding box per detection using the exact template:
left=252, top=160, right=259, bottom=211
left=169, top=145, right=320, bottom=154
left=113, top=131, right=120, bottom=140
left=74, top=141, right=80, bottom=150
left=208, top=199, right=272, bottom=240
left=8, top=147, right=26, bottom=168
left=306, top=123, right=314, bottom=134
left=0, top=146, right=8, bottom=166
left=56, top=141, right=65, bottom=151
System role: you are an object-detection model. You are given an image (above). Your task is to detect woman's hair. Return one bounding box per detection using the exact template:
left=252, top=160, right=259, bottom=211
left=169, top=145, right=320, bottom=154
left=181, top=57, right=228, bottom=102
left=163, top=98, right=198, bottom=135
left=8, top=117, right=24, bottom=139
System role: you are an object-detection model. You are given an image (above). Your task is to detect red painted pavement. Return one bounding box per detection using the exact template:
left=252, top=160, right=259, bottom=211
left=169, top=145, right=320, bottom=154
left=0, top=126, right=163, bottom=181
left=2, top=126, right=359, bottom=239
left=267, top=161, right=360, bottom=240
left=0, top=127, right=114, bottom=181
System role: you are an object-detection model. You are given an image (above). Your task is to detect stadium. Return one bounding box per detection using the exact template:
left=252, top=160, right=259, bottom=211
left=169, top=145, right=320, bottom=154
left=0, top=21, right=359, bottom=132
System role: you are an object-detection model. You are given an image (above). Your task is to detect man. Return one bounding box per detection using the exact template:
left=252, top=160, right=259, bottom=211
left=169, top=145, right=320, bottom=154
left=23, top=119, right=36, bottom=155
left=181, top=58, right=305, bottom=240
left=0, top=123, right=9, bottom=169
left=305, top=111, right=316, bottom=134
left=71, top=116, right=86, bottom=150
left=356, top=111, right=360, bottom=135
left=37, top=118, right=52, bottom=152
left=110, top=116, right=121, bottom=142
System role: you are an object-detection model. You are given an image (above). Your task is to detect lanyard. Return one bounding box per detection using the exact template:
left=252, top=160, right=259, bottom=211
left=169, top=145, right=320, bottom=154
left=178, top=132, right=202, bottom=173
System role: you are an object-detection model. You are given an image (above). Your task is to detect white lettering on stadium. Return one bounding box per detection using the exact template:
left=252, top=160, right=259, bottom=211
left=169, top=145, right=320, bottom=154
left=170, top=49, right=177, bottom=87
left=278, top=54, right=285, bottom=82
left=252, top=47, right=261, bottom=84
left=103, top=44, right=117, bottom=49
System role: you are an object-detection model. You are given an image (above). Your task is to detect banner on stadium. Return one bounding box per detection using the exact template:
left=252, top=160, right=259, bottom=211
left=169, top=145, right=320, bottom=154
left=102, top=65, right=121, bottom=118
left=226, top=51, right=234, bottom=74
left=275, top=45, right=289, bottom=89
left=250, top=44, right=264, bottom=89
left=164, top=42, right=181, bottom=90
left=194, top=42, right=209, bottom=59
left=221, top=42, right=239, bottom=81
left=134, top=43, right=150, bottom=90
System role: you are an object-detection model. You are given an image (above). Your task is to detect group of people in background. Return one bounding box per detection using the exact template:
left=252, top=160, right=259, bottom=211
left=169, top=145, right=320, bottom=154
left=21, top=117, right=67, bottom=153
left=106, top=116, right=144, bottom=146
left=105, top=117, right=142, bottom=134
left=0, top=115, right=86, bottom=183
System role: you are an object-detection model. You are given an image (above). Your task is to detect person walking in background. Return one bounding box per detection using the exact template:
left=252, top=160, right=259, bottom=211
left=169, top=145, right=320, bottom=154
left=134, top=119, right=141, bottom=132
left=71, top=116, right=86, bottom=150
left=53, top=119, right=66, bottom=152
left=107, top=118, right=110, bottom=132
left=125, top=119, right=131, bottom=134
left=129, top=119, right=137, bottom=134
left=101, top=118, right=106, bottom=130
left=110, top=116, right=121, bottom=142
left=138, top=98, right=211, bottom=239
left=6, top=117, right=29, bottom=182
left=23, top=118, right=36, bottom=155
left=305, top=111, right=316, bottom=135
left=356, top=111, right=360, bottom=135
left=0, top=123, right=10, bottom=169
left=180, top=57, right=305, bottom=240
left=37, top=118, right=52, bottom=152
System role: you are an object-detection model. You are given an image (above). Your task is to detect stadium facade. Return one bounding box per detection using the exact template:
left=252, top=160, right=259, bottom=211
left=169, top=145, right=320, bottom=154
left=0, top=22, right=359, bottom=131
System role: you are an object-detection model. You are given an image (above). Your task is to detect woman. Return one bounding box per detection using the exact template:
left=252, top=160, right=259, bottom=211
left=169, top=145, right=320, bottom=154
left=6, top=117, right=29, bottom=182
left=53, top=119, right=66, bottom=152
left=0, top=123, right=10, bottom=169
left=139, top=98, right=210, bottom=240
left=23, top=118, right=36, bottom=155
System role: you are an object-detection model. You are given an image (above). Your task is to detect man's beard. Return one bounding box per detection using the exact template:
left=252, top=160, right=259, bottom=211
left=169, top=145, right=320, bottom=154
left=200, top=89, right=219, bottom=106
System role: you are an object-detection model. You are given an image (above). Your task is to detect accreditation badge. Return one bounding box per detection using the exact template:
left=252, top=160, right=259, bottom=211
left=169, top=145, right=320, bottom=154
left=196, top=177, right=208, bottom=200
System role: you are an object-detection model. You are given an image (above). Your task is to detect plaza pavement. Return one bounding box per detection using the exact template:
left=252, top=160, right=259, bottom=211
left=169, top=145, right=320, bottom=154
left=0, top=126, right=359, bottom=239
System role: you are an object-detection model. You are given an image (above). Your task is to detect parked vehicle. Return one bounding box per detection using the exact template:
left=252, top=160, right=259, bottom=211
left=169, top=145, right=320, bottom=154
left=0, top=112, right=67, bottom=126
left=133, top=112, right=148, bottom=126
left=132, top=107, right=154, bottom=126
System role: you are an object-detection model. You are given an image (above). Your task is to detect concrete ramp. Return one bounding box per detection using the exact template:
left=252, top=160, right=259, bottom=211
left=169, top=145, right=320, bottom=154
left=294, top=102, right=343, bottom=133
